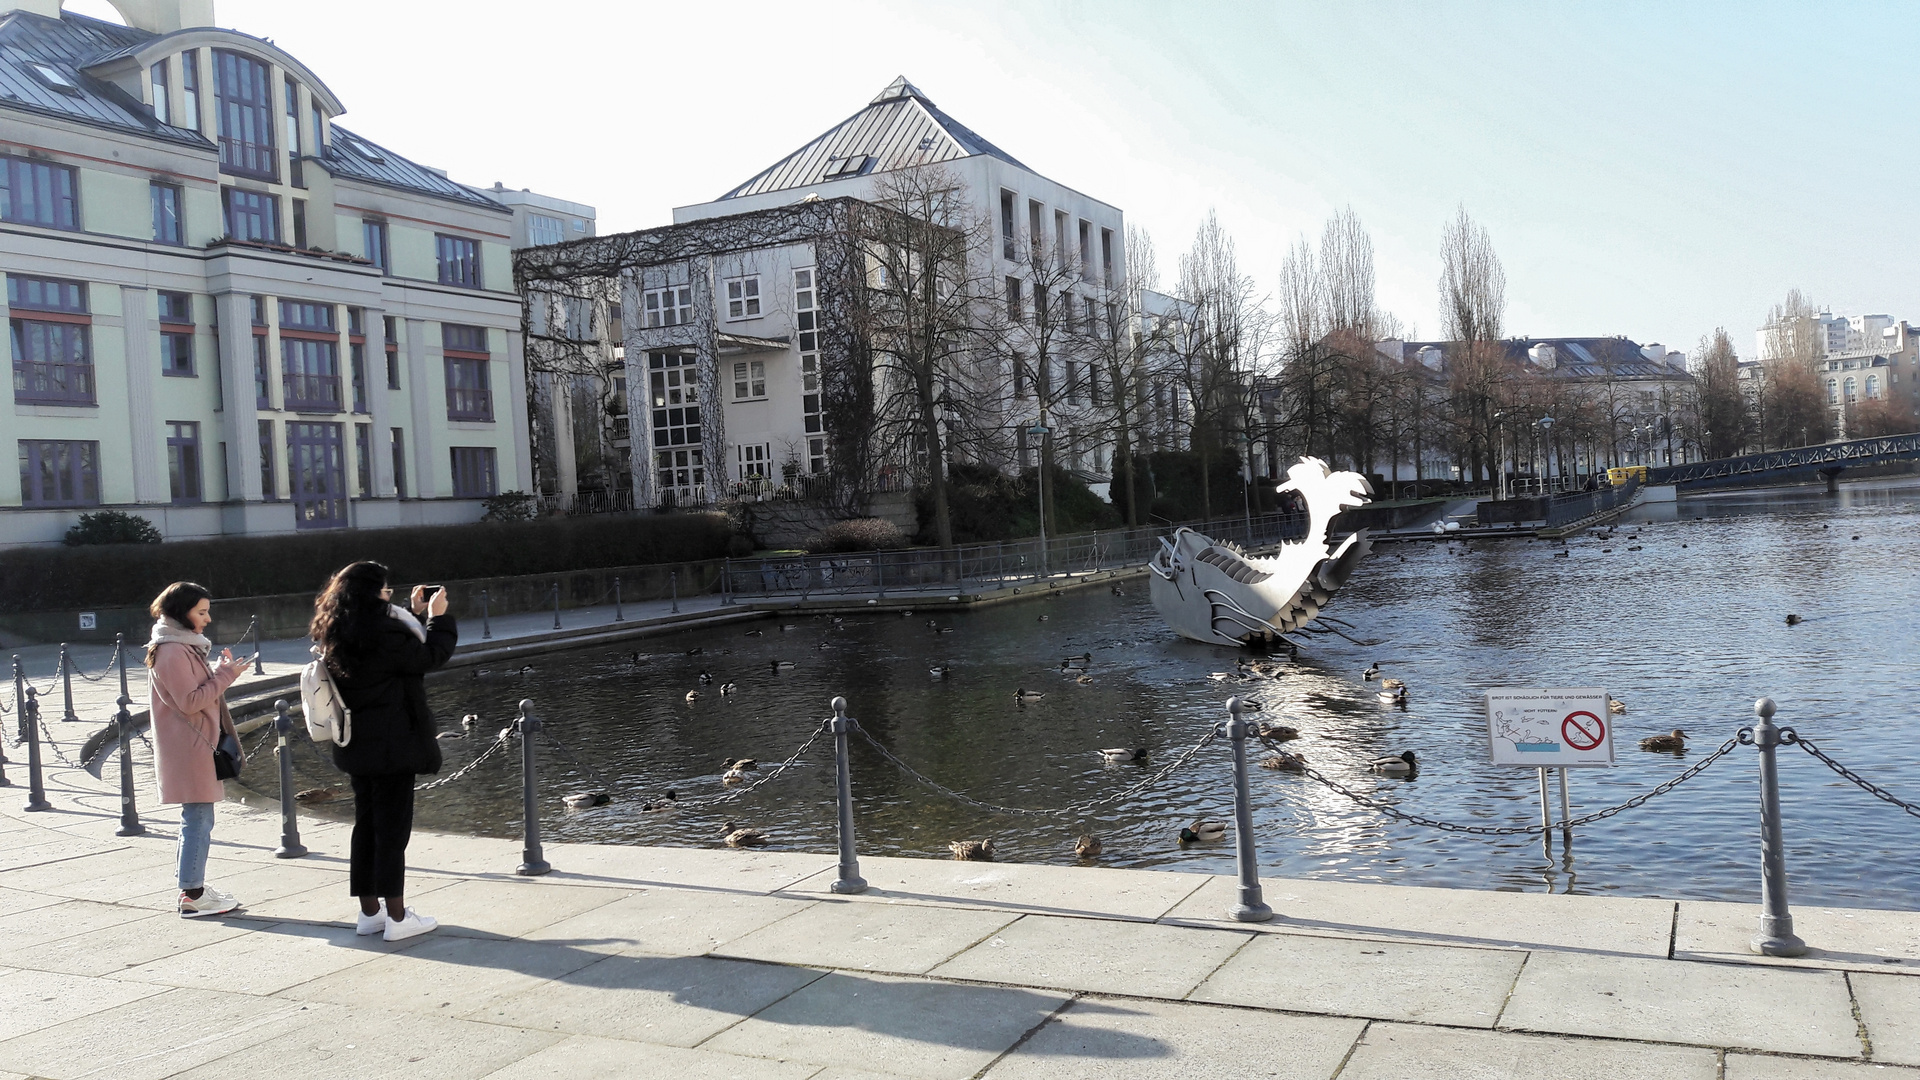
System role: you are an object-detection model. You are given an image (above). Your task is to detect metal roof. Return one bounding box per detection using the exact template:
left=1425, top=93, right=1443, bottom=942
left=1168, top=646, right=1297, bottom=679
left=0, top=9, right=207, bottom=147
left=320, top=127, right=505, bottom=212
left=718, top=76, right=1030, bottom=201
left=1398, top=337, right=1692, bottom=381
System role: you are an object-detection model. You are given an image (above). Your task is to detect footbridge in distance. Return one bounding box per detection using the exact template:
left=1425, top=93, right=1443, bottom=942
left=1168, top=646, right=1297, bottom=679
left=1647, top=430, right=1920, bottom=492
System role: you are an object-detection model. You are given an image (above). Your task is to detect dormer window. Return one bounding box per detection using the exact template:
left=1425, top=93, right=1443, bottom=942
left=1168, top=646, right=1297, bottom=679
left=149, top=59, right=170, bottom=124
left=213, top=50, right=276, bottom=180
left=28, top=63, right=80, bottom=96
left=823, top=155, right=868, bottom=179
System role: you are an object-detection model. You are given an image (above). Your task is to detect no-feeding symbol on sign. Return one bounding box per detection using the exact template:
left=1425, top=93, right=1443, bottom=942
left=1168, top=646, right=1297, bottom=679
left=1486, top=688, right=1615, bottom=767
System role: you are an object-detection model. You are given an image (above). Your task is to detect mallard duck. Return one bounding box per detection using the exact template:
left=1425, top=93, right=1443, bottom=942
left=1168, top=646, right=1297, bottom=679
left=638, top=790, right=679, bottom=812
left=780, top=624, right=797, bottom=632
left=293, top=786, right=340, bottom=803
left=771, top=660, right=796, bottom=672
left=722, top=768, right=746, bottom=784
left=1379, top=678, right=1406, bottom=691
left=1063, top=653, right=1092, bottom=665
left=1037, top=614, right=1049, bottom=622
left=698, top=671, right=714, bottom=685
left=1256, top=723, right=1300, bottom=741
left=949, top=838, right=994, bottom=861
left=929, top=664, right=951, bottom=678
left=1363, top=662, right=1380, bottom=681
left=721, top=821, right=769, bottom=847
left=724, top=758, right=758, bottom=772
left=1640, top=729, right=1687, bottom=752
left=563, top=791, right=610, bottom=809
left=685, top=690, right=701, bottom=703
left=719, top=682, right=737, bottom=696
left=1179, top=819, right=1227, bottom=843
left=744, top=629, right=764, bottom=637
left=1014, top=689, right=1045, bottom=703
left=900, top=609, right=914, bottom=616
left=1378, top=687, right=1408, bottom=704
left=926, top=619, right=940, bottom=630
left=1075, top=834, right=1102, bottom=858
left=936, top=626, right=955, bottom=634
left=1075, top=674, right=1094, bottom=686
left=1553, top=549, right=1570, bottom=558
left=1110, top=586, right=1125, bottom=596
left=1785, top=613, right=1803, bottom=626
left=518, top=665, right=535, bottom=675
left=1260, top=751, right=1307, bottom=772
left=1240, top=699, right=1265, bottom=711
left=1370, top=751, right=1417, bottom=776
left=685, top=648, right=703, bottom=656
left=1098, top=747, right=1148, bottom=762
left=439, top=713, right=477, bottom=740
left=1608, top=698, right=1627, bottom=715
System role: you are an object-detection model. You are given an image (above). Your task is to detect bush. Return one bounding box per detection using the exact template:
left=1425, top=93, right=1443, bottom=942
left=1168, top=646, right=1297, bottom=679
left=64, top=511, right=162, bottom=546
left=0, top=511, right=734, bottom=614
left=805, top=518, right=906, bottom=554
left=919, top=463, right=1119, bottom=543
left=480, top=491, right=538, bottom=522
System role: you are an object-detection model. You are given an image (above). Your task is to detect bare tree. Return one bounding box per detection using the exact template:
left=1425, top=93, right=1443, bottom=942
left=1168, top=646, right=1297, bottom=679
left=1691, top=328, right=1753, bottom=458
left=1084, top=224, right=1164, bottom=526
left=1171, top=210, right=1271, bottom=519
left=1437, top=205, right=1507, bottom=483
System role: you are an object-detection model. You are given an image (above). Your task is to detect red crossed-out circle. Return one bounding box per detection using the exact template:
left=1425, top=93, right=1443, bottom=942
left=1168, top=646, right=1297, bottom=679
left=1562, top=711, right=1606, bottom=751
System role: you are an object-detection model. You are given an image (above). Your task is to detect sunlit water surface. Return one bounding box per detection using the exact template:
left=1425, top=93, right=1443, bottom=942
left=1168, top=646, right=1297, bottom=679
left=253, top=476, right=1920, bottom=907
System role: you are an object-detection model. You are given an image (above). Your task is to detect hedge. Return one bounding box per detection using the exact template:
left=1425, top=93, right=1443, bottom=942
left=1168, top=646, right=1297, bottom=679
left=0, top=511, right=734, bottom=614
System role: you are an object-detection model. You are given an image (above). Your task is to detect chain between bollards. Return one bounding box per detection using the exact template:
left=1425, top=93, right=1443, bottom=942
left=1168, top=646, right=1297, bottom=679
left=1, top=656, right=18, bottom=788
left=21, top=687, right=49, bottom=812
left=113, top=633, right=143, bottom=835
left=1223, top=697, right=1272, bottom=922
left=829, top=696, right=866, bottom=894
left=272, top=699, right=307, bottom=858
left=613, top=577, right=625, bottom=623
left=59, top=643, right=77, bottom=722
left=1747, top=697, right=1806, bottom=957
left=249, top=616, right=265, bottom=675
left=516, top=698, right=551, bottom=876
left=480, top=588, right=493, bottom=640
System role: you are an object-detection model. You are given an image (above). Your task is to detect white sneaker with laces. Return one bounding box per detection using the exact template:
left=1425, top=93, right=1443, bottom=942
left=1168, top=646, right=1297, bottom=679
left=180, top=885, right=239, bottom=917
left=382, top=907, right=437, bottom=942
left=355, top=909, right=388, bottom=936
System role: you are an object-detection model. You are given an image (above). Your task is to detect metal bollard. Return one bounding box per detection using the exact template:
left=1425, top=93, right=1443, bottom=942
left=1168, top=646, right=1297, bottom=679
left=113, top=634, right=143, bottom=836
left=272, top=700, right=308, bottom=858
left=59, top=643, right=77, bottom=722
left=552, top=582, right=562, bottom=630
left=249, top=616, right=264, bottom=675
left=613, top=577, right=625, bottom=623
left=1223, top=697, right=1272, bottom=921
left=481, top=588, right=493, bottom=640
left=670, top=570, right=680, bottom=614
left=21, top=687, right=49, bottom=812
left=876, top=557, right=885, bottom=600
left=723, top=557, right=734, bottom=606
left=829, top=696, right=867, bottom=894
left=516, top=699, right=551, bottom=876
left=1, top=655, right=19, bottom=788
left=1749, top=697, right=1807, bottom=957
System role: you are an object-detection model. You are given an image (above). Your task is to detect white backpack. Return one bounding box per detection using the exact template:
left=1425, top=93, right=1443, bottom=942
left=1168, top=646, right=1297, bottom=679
left=300, top=647, right=352, bottom=746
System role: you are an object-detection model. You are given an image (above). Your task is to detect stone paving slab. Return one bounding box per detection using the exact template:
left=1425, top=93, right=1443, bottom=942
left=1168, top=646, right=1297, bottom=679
left=398, top=877, right=631, bottom=940
left=1337, top=1022, right=1721, bottom=1079
left=1187, top=931, right=1525, bottom=1028
left=1674, top=900, right=1920, bottom=975
left=1500, top=950, right=1863, bottom=1058
left=1726, top=1053, right=1920, bottom=1078
left=1162, top=874, right=1677, bottom=958
left=701, top=971, right=1072, bottom=1080
left=0, top=898, right=156, bottom=953
left=0, top=967, right=166, bottom=1042
left=0, top=986, right=313, bottom=1080
left=523, top=885, right=816, bottom=958
left=0, top=884, right=64, bottom=918
left=460, top=952, right=827, bottom=1048
left=105, top=918, right=402, bottom=996
left=978, top=995, right=1365, bottom=1079
left=163, top=998, right=564, bottom=1080
left=533, top=841, right=837, bottom=895
left=713, top=898, right=1016, bottom=975
left=1851, top=971, right=1920, bottom=1066
left=5, top=907, right=256, bottom=977
left=277, top=933, right=605, bottom=1019
left=779, top=854, right=1208, bottom=922
left=930, top=914, right=1251, bottom=999
left=475, top=1033, right=823, bottom=1080
left=0, top=836, right=126, bottom=873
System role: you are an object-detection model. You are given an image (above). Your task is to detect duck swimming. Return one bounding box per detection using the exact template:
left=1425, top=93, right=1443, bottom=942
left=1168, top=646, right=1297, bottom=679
left=1259, top=751, right=1307, bottom=772
left=1255, top=723, right=1300, bottom=742
left=1075, top=834, right=1103, bottom=858
left=771, top=660, right=797, bottom=672
left=721, top=821, right=769, bottom=847
left=563, top=791, right=610, bottom=809
left=1179, top=819, right=1227, bottom=843
left=1369, top=750, right=1417, bottom=776
left=1014, top=689, right=1045, bottom=703
left=1098, top=747, right=1148, bottom=762
left=1639, top=729, right=1687, bottom=752
left=1378, top=686, right=1408, bottom=705
left=1363, top=662, right=1380, bottom=681
left=1608, top=698, right=1627, bottom=715
left=929, top=664, right=952, bottom=678
left=949, top=838, right=994, bottom=861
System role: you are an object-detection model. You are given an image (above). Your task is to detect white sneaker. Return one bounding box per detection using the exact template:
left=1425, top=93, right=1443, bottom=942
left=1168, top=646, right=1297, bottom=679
left=355, top=909, right=389, bottom=936
left=382, top=907, right=437, bottom=942
left=180, top=885, right=239, bottom=917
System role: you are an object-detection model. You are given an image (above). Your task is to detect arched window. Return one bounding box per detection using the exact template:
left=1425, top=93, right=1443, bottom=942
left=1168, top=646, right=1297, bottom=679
left=1843, top=376, right=1857, bottom=403
left=1827, top=379, right=1839, bottom=404
left=1866, top=374, right=1880, bottom=400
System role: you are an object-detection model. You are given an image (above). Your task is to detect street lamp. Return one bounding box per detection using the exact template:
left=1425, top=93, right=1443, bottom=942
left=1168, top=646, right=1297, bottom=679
left=1492, top=410, right=1507, bottom=500
left=1537, top=416, right=1556, bottom=490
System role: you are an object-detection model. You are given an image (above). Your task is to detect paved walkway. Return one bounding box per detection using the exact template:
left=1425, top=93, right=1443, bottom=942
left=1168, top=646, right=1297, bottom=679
left=2, top=722, right=1919, bottom=1079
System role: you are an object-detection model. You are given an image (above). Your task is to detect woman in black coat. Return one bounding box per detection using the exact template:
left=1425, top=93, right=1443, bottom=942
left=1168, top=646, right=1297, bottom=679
left=310, top=560, right=457, bottom=942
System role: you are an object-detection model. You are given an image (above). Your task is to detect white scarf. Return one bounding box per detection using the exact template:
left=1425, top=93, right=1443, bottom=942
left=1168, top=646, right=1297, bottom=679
left=147, top=617, right=211, bottom=659
left=388, top=604, right=427, bottom=642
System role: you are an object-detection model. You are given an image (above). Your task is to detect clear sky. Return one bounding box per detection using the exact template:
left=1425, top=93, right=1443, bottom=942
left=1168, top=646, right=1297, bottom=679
left=73, top=0, right=1918, bottom=354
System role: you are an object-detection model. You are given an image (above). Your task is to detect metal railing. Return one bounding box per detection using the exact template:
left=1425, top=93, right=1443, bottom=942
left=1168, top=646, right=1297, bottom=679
left=1647, top=430, right=1920, bottom=486
left=1544, top=476, right=1642, bottom=528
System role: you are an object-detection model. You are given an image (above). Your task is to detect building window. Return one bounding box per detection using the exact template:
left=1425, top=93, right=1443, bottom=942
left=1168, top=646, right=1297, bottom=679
left=1006, top=276, right=1023, bottom=322
left=649, top=351, right=704, bottom=500
left=18, top=440, right=99, bottom=506
left=794, top=269, right=825, bottom=472
left=310, top=101, right=326, bottom=153
left=223, top=187, right=277, bottom=242
left=253, top=334, right=270, bottom=408
left=150, top=181, right=183, bottom=244
left=279, top=299, right=334, bottom=332
left=731, top=360, right=766, bottom=400
left=257, top=419, right=275, bottom=498
left=1066, top=357, right=1080, bottom=405
left=390, top=427, right=407, bottom=498
left=527, top=213, right=565, bottom=247
left=1079, top=220, right=1093, bottom=281
left=350, top=342, right=368, bottom=413
left=355, top=422, right=372, bottom=497
left=1, top=155, right=79, bottom=230
left=150, top=58, right=169, bottom=124
left=362, top=220, right=388, bottom=271
left=287, top=421, right=347, bottom=527
left=1001, top=189, right=1017, bottom=261
left=435, top=234, right=481, bottom=287
left=279, top=300, right=340, bottom=412
left=384, top=316, right=400, bottom=388
left=1844, top=376, right=1857, bottom=404
left=1101, top=228, right=1114, bottom=288
left=642, top=285, right=694, bottom=327
left=1083, top=296, right=1096, bottom=338
left=167, top=421, right=201, bottom=503
left=159, top=291, right=194, bottom=377
left=450, top=446, right=498, bottom=497
left=213, top=49, right=275, bottom=179
left=291, top=199, right=307, bottom=248
left=9, top=274, right=92, bottom=406
left=442, top=324, right=492, bottom=421
left=1013, top=352, right=1029, bottom=400
left=283, top=75, right=303, bottom=188
left=1028, top=200, right=1043, bottom=264
left=1866, top=374, right=1881, bottom=400
left=736, top=442, right=771, bottom=481
left=725, top=276, right=761, bottom=319
left=180, top=49, right=200, bottom=132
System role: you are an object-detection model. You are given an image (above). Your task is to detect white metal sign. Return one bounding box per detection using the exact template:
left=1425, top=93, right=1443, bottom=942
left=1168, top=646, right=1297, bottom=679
left=78, top=612, right=96, bottom=631
left=1486, top=687, right=1614, bottom=767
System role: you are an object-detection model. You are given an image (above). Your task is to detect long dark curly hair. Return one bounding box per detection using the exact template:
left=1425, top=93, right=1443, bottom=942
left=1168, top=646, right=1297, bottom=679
left=310, top=561, right=390, bottom=677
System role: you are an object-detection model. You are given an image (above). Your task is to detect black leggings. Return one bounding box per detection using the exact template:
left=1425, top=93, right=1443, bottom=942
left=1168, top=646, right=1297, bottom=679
left=349, top=773, right=415, bottom=897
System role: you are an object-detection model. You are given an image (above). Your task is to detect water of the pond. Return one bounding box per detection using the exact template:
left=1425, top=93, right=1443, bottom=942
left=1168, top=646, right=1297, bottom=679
left=253, top=475, right=1920, bottom=907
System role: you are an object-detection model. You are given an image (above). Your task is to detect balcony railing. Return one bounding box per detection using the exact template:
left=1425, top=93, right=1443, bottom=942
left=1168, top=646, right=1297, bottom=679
left=13, top=360, right=95, bottom=405
left=218, top=136, right=277, bottom=181
left=282, top=372, right=342, bottom=413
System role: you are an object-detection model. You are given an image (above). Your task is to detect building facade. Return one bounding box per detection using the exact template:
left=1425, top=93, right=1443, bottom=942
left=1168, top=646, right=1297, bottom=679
left=0, top=0, right=545, bottom=545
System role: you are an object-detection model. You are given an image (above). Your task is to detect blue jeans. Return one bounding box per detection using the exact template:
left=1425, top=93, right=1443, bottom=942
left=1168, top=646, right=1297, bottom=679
left=177, top=802, right=214, bottom=891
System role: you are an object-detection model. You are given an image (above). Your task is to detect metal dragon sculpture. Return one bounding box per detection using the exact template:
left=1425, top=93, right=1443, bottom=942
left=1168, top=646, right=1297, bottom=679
left=1147, top=457, right=1374, bottom=649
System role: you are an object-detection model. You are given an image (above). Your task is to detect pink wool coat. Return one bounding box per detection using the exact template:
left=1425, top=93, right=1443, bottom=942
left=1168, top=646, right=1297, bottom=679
left=148, top=640, right=244, bottom=804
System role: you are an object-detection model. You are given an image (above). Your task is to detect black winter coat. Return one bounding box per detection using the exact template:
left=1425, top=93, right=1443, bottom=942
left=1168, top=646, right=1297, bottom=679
left=329, top=612, right=457, bottom=777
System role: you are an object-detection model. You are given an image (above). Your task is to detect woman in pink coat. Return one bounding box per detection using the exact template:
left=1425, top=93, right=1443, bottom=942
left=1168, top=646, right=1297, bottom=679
left=146, top=581, right=247, bottom=916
